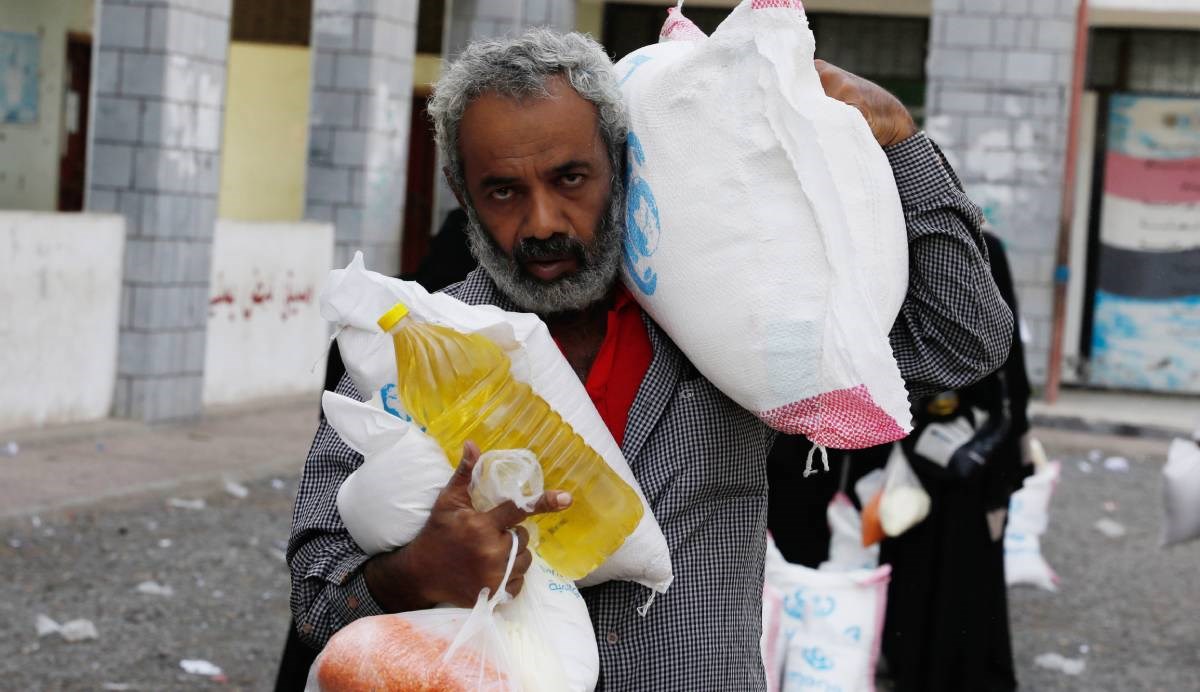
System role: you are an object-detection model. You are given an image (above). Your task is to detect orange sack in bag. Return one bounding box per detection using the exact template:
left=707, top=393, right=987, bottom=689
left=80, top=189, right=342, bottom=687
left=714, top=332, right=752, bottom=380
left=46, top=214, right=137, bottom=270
left=314, top=615, right=508, bottom=691
left=861, top=489, right=885, bottom=548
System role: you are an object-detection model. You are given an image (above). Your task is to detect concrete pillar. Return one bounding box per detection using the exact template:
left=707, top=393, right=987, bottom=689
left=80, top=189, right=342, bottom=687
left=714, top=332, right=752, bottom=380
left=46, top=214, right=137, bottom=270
left=924, top=0, right=1078, bottom=384
left=87, top=0, right=232, bottom=421
left=445, top=0, right=576, bottom=59
left=305, top=0, right=420, bottom=275
left=432, top=0, right=577, bottom=233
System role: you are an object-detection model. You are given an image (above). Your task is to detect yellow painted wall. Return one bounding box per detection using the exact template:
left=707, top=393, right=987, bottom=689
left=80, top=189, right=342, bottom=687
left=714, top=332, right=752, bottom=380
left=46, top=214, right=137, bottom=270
left=217, top=42, right=311, bottom=222
left=576, top=0, right=604, bottom=38
left=413, top=53, right=442, bottom=90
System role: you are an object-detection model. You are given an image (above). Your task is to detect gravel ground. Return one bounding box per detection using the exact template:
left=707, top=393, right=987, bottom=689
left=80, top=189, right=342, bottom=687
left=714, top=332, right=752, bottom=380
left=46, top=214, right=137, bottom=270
left=0, top=477, right=297, bottom=691
left=0, top=430, right=1196, bottom=691
left=1007, top=432, right=1200, bottom=692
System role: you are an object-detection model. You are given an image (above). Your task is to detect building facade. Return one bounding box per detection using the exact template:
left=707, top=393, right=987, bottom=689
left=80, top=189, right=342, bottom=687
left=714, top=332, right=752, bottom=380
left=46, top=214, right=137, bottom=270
left=2, top=0, right=1199, bottom=430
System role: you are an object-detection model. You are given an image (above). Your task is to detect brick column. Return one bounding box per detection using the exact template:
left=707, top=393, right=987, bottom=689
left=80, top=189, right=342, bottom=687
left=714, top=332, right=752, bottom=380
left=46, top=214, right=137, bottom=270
left=924, top=0, right=1077, bottom=384
left=306, top=0, right=420, bottom=275
left=431, top=0, right=577, bottom=234
left=445, top=0, right=576, bottom=58
left=87, top=0, right=232, bottom=421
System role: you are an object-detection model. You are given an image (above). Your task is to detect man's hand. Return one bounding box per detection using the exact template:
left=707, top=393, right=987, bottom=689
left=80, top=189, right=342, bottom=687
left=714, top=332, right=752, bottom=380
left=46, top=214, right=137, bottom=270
left=815, top=59, right=916, bottom=148
left=364, top=441, right=572, bottom=611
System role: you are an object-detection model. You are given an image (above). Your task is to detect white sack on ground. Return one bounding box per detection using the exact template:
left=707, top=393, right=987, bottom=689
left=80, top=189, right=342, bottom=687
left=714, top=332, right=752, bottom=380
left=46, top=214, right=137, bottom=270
left=614, top=0, right=911, bottom=449
left=765, top=537, right=890, bottom=692
left=1004, top=461, right=1061, bottom=591
left=1162, top=438, right=1200, bottom=546
left=320, top=252, right=672, bottom=593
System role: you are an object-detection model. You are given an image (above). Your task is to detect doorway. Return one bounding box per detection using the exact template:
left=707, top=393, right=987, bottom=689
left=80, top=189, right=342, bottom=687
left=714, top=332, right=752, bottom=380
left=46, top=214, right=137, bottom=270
left=56, top=31, right=90, bottom=212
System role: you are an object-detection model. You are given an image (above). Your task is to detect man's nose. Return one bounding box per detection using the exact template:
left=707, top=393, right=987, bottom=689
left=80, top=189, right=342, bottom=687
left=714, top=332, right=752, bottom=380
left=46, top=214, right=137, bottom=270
left=525, top=187, right=565, bottom=241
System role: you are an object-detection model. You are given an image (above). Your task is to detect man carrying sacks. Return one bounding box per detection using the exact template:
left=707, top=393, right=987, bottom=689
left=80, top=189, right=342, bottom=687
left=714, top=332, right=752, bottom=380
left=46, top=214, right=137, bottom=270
left=289, top=19, right=1012, bottom=691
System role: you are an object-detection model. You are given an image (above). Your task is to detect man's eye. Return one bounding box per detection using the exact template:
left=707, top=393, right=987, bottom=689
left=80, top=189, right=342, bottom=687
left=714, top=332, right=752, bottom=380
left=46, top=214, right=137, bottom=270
left=491, top=187, right=514, bottom=201
left=561, top=174, right=584, bottom=187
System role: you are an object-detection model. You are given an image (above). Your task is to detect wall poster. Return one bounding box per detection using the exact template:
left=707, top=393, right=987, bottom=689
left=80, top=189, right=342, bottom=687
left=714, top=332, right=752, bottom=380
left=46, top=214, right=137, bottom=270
left=0, top=30, right=40, bottom=125
left=1090, top=94, right=1200, bottom=392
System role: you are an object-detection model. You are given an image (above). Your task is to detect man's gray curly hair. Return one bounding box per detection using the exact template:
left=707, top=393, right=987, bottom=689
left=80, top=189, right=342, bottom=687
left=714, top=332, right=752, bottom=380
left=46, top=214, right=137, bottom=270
left=427, top=29, right=628, bottom=195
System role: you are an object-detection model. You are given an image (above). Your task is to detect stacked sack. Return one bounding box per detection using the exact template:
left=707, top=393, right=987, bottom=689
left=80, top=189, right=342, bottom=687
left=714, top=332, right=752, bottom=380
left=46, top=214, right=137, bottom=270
left=307, top=254, right=675, bottom=691
left=615, top=0, right=912, bottom=449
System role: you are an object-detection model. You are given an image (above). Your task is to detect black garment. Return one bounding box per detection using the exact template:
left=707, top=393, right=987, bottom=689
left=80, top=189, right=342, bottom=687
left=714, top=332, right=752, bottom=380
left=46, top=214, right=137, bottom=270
left=880, top=231, right=1029, bottom=692
left=879, top=466, right=1017, bottom=692
left=409, top=208, right=475, bottom=294
left=767, top=442, right=889, bottom=567
left=274, top=209, right=474, bottom=692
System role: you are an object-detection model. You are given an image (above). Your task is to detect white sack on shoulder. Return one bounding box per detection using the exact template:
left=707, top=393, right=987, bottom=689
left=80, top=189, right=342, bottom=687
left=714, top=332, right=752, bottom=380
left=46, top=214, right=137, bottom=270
left=326, top=391, right=453, bottom=555
left=614, top=0, right=910, bottom=449
left=321, top=252, right=673, bottom=594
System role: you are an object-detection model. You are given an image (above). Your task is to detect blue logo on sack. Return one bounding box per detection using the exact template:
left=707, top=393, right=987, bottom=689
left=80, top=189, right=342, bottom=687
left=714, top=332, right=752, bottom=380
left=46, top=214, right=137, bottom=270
left=380, top=383, right=405, bottom=419
left=620, top=55, right=652, bottom=85
left=623, top=132, right=661, bottom=296
left=802, top=647, right=835, bottom=671
left=379, top=384, right=425, bottom=432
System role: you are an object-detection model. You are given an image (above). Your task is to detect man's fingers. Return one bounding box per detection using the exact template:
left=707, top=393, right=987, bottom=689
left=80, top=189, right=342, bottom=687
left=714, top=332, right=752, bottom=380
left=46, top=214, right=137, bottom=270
left=814, top=58, right=842, bottom=93
left=529, top=490, right=572, bottom=516
left=513, top=546, right=533, bottom=576
left=484, top=490, right=572, bottom=528
left=512, top=524, right=530, bottom=554
left=445, top=441, right=481, bottom=494
left=504, top=549, right=533, bottom=595
left=504, top=574, right=525, bottom=598
left=485, top=500, right=530, bottom=529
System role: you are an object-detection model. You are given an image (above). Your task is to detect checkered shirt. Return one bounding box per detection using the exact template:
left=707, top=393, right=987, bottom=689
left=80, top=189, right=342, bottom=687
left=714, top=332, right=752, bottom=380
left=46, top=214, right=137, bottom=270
left=287, top=132, right=1013, bottom=690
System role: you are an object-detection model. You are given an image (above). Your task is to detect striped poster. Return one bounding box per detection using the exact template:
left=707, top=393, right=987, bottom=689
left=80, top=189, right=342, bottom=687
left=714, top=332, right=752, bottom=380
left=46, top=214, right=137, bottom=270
left=1091, top=94, right=1200, bottom=393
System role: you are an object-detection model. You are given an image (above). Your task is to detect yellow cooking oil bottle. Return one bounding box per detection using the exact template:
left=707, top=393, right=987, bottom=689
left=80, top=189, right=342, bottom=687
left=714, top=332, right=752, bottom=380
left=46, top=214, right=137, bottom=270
left=377, top=301, right=644, bottom=580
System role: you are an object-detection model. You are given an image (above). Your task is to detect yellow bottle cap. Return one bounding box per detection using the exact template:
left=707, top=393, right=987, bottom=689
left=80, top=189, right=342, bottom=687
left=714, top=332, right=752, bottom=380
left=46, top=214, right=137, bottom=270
left=377, top=302, right=410, bottom=332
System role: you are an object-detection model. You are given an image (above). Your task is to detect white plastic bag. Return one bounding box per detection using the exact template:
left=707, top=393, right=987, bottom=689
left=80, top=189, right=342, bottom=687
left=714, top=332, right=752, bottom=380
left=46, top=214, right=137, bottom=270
left=1163, top=438, right=1200, bottom=546
left=321, top=252, right=672, bottom=594
left=614, top=0, right=910, bottom=448
left=1004, top=461, right=1061, bottom=591
left=325, top=391, right=454, bottom=555
left=495, top=555, right=594, bottom=692
left=331, top=441, right=600, bottom=691
left=471, top=449, right=543, bottom=514
left=879, top=445, right=931, bottom=537
left=307, top=543, right=519, bottom=691
left=854, top=469, right=885, bottom=509
left=820, top=492, right=880, bottom=572
left=471, top=451, right=596, bottom=692
left=765, top=537, right=890, bottom=692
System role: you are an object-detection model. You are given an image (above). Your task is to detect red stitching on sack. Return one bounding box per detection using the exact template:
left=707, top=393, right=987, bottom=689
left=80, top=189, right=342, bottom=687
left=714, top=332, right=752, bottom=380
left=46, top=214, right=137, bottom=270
left=750, top=0, right=804, bottom=11
left=757, top=384, right=907, bottom=449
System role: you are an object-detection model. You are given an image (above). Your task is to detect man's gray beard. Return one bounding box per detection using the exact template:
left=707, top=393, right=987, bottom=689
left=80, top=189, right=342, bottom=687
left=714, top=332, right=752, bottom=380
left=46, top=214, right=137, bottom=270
left=463, top=191, right=625, bottom=316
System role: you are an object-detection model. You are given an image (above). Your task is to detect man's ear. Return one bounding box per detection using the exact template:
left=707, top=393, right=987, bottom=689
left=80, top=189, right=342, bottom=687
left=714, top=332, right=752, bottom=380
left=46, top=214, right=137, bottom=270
left=444, top=167, right=467, bottom=209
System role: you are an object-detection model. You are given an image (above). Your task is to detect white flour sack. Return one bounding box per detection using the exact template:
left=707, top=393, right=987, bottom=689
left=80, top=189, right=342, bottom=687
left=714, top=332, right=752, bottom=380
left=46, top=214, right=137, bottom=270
left=320, top=253, right=673, bottom=594
left=614, top=0, right=911, bottom=448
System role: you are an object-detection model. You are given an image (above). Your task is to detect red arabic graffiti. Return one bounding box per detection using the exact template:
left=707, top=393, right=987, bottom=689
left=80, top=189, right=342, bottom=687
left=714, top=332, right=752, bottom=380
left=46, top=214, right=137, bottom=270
left=207, top=271, right=316, bottom=322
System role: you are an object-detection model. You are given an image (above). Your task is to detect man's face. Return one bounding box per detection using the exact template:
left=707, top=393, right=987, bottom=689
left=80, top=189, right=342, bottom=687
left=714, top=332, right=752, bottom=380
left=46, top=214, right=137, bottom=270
left=455, top=75, right=622, bottom=314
